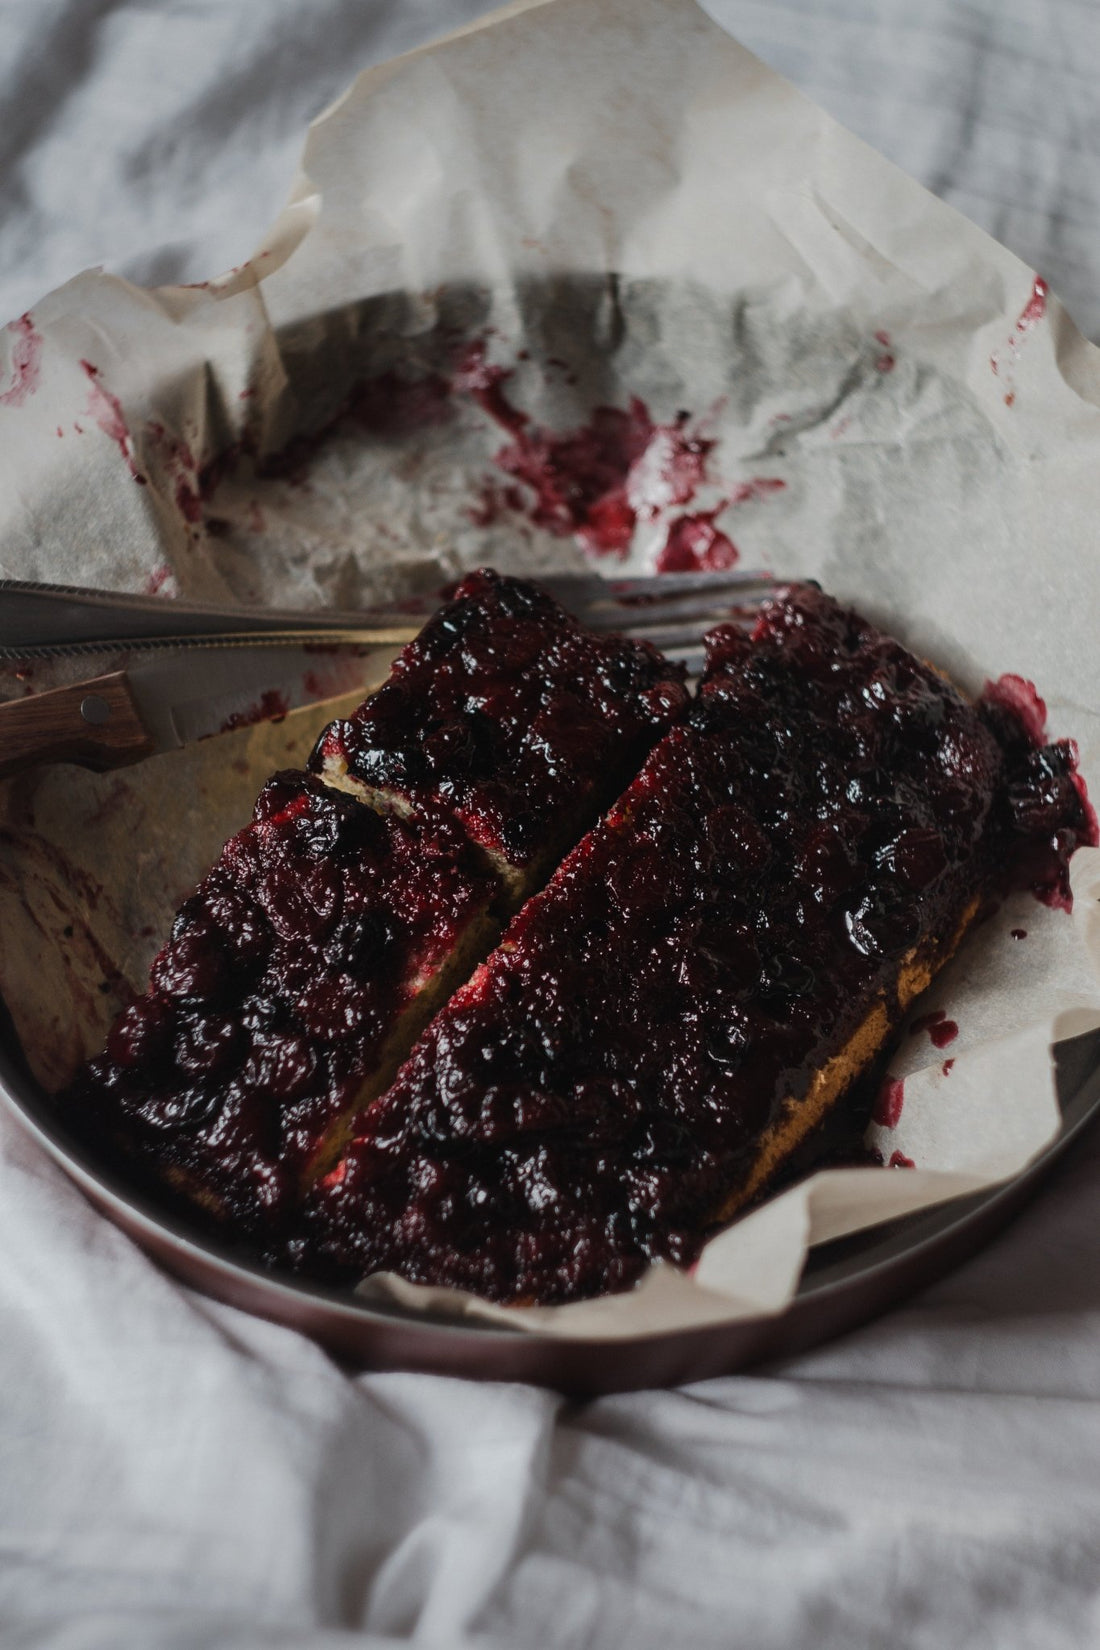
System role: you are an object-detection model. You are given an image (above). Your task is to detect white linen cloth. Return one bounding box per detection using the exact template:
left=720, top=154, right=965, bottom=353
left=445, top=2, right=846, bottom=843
left=2, top=3, right=1100, bottom=1645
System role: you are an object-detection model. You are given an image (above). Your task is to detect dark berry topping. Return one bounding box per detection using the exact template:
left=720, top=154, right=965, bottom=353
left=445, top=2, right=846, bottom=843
left=63, top=773, right=497, bottom=1241
left=62, top=581, right=1095, bottom=1307
left=294, top=586, right=1094, bottom=1306
left=310, top=569, right=686, bottom=865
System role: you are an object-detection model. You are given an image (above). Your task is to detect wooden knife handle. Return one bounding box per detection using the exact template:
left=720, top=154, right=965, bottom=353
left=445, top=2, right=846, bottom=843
left=0, top=671, right=154, bottom=781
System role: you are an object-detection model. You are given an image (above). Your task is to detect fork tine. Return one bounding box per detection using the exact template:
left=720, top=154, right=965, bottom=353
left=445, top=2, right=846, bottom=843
left=662, top=645, right=707, bottom=675
left=580, top=595, right=769, bottom=630
left=558, top=571, right=775, bottom=626
left=537, top=568, right=774, bottom=616
left=601, top=569, right=775, bottom=602
left=538, top=567, right=779, bottom=648
left=570, top=568, right=781, bottom=667
left=580, top=600, right=770, bottom=636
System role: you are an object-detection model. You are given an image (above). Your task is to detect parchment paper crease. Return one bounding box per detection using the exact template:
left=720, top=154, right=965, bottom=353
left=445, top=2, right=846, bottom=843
left=2, top=0, right=1099, bottom=1339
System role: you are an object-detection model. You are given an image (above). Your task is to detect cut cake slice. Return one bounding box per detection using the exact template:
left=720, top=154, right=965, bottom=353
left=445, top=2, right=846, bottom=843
left=64, top=773, right=502, bottom=1237
left=310, top=566, right=689, bottom=903
left=290, top=587, right=1095, bottom=1304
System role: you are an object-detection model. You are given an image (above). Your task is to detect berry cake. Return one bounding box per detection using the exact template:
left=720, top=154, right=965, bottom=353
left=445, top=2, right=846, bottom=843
left=62, top=572, right=687, bottom=1239
left=290, top=587, right=1096, bottom=1304
left=64, top=774, right=502, bottom=1238
left=310, top=566, right=689, bottom=901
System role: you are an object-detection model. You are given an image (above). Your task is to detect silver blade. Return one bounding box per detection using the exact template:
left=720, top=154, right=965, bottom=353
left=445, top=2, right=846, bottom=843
left=0, top=570, right=777, bottom=658
left=123, top=643, right=390, bottom=754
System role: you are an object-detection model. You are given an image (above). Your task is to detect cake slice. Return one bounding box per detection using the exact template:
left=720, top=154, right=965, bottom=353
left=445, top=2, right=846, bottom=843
left=291, top=587, right=1095, bottom=1304
left=64, top=772, right=503, bottom=1239
left=310, top=566, right=689, bottom=903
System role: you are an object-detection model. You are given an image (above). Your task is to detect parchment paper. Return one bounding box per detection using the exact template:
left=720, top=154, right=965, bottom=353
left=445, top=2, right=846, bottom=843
left=2, top=0, right=1100, bottom=1339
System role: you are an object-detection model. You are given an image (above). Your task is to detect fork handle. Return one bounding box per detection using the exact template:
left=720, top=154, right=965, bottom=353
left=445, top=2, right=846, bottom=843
left=0, top=577, right=428, bottom=654
left=0, top=671, right=153, bottom=781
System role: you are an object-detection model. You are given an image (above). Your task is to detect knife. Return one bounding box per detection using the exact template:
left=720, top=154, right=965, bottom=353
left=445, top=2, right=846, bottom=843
left=0, top=640, right=410, bottom=782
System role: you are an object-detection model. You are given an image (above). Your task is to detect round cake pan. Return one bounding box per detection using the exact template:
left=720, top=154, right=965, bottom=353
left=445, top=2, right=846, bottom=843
left=2, top=1026, right=1097, bottom=1395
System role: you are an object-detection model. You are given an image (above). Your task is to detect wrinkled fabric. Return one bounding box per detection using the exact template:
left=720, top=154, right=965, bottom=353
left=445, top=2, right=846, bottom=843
left=2, top=2, right=1100, bottom=1646
left=1, top=0, right=1097, bottom=340
left=6, top=1100, right=1100, bottom=1648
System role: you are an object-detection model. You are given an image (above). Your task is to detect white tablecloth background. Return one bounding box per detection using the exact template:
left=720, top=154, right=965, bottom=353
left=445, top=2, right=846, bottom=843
left=3, top=4, right=1100, bottom=1645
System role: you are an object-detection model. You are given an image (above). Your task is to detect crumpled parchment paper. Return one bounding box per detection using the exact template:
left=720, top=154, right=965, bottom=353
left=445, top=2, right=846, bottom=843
left=2, top=0, right=1100, bottom=1339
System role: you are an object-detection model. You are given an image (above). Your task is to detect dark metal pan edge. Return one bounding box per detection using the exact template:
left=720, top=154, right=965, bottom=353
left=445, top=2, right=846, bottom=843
left=2, top=1028, right=1097, bottom=1393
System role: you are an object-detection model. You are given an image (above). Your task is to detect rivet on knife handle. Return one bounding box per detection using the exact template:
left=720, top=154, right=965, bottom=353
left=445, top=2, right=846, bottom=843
left=0, top=671, right=154, bottom=780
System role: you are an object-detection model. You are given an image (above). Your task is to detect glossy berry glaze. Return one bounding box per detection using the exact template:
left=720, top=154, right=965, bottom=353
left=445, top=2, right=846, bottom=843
left=291, top=588, right=1095, bottom=1304
left=311, top=567, right=687, bottom=870
left=63, top=773, right=498, bottom=1240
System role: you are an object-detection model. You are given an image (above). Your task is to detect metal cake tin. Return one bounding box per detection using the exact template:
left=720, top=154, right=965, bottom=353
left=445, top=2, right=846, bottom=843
left=3, top=1021, right=1096, bottom=1395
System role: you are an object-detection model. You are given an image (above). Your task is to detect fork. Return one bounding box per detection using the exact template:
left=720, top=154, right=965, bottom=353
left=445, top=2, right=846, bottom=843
left=0, top=568, right=775, bottom=672
left=0, top=568, right=778, bottom=780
